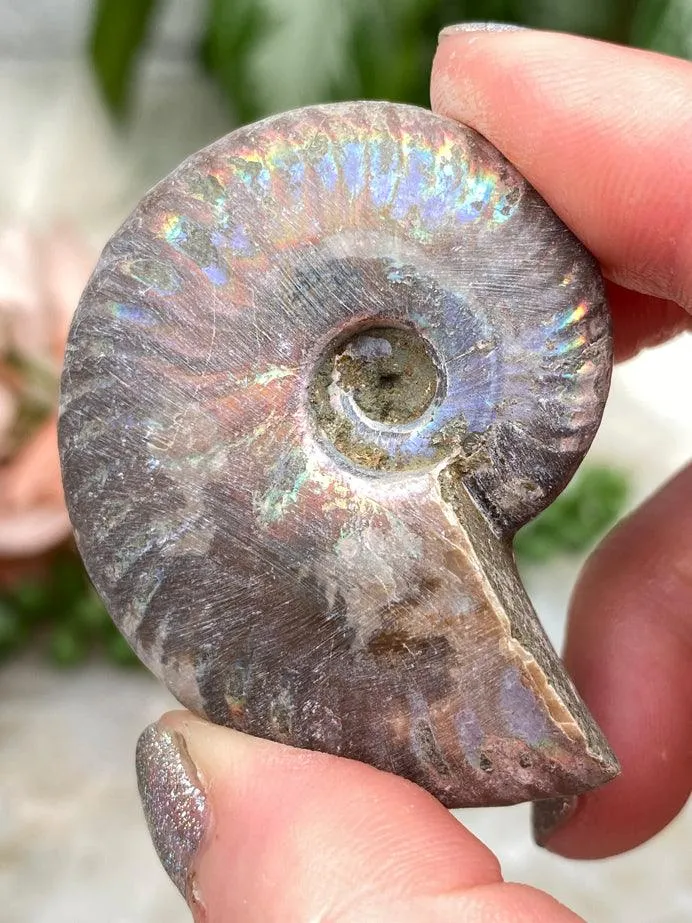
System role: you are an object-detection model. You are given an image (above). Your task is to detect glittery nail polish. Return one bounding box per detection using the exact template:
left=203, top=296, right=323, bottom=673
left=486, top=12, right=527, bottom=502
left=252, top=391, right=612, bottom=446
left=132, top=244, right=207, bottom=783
left=532, top=795, right=578, bottom=848
left=439, top=22, right=527, bottom=39
left=135, top=724, right=210, bottom=900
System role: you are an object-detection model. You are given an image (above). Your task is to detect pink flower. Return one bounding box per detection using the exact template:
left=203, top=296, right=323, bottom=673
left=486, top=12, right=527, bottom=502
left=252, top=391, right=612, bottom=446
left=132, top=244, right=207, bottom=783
left=0, top=226, right=94, bottom=558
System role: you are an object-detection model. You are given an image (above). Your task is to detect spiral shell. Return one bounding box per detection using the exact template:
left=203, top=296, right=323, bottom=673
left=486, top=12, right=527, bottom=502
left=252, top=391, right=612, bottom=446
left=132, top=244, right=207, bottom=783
left=59, top=102, right=617, bottom=807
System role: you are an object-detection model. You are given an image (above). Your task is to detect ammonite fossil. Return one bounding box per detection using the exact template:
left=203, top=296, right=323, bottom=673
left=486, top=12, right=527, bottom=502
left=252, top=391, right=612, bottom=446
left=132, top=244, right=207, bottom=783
left=58, top=102, right=618, bottom=807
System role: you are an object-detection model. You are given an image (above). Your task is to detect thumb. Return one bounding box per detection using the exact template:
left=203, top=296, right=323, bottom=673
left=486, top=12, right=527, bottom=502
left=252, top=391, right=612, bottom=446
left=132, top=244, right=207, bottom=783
left=136, top=711, right=581, bottom=922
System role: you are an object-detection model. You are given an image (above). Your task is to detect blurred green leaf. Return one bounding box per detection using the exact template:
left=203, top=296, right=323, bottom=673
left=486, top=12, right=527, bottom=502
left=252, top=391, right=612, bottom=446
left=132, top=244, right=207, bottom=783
left=48, top=625, right=89, bottom=667
left=515, top=467, right=630, bottom=564
left=71, top=592, right=111, bottom=635
left=630, top=0, right=670, bottom=42
left=199, top=0, right=274, bottom=125
left=86, top=0, right=692, bottom=123
left=105, top=631, right=141, bottom=667
left=0, top=548, right=144, bottom=669
left=89, top=0, right=161, bottom=119
left=0, top=601, right=28, bottom=661
left=53, top=556, right=89, bottom=605
left=332, top=0, right=523, bottom=106
left=630, top=0, right=691, bottom=57
left=8, top=580, right=49, bottom=619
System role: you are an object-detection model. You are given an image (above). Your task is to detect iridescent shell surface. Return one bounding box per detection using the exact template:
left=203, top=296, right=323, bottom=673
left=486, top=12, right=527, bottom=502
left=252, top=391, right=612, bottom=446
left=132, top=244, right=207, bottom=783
left=59, top=102, right=617, bottom=807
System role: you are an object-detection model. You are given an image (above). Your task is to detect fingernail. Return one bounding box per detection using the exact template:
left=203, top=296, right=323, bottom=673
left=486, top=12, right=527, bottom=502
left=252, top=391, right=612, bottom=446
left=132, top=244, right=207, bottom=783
left=439, top=22, right=527, bottom=40
left=532, top=795, right=579, bottom=848
left=135, top=723, right=211, bottom=902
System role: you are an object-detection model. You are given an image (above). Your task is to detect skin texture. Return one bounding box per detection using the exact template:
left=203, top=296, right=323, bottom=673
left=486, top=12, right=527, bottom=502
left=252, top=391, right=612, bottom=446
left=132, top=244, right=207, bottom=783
left=431, top=28, right=692, bottom=862
left=139, top=31, right=691, bottom=921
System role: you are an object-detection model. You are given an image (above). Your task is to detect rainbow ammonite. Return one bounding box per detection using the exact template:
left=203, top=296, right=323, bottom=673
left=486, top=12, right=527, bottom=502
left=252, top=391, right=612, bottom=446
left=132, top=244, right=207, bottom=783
left=59, top=101, right=617, bottom=807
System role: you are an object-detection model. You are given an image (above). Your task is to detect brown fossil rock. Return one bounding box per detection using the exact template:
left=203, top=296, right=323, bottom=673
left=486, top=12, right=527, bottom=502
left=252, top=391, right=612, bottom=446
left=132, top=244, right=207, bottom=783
left=58, top=102, right=617, bottom=806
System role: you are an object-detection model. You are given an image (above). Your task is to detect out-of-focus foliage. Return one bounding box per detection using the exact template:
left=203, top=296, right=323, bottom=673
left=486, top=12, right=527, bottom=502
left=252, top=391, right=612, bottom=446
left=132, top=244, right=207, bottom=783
left=630, top=0, right=692, bottom=56
left=199, top=0, right=275, bottom=126
left=514, top=467, right=630, bottom=564
left=88, top=0, right=692, bottom=123
left=89, top=0, right=160, bottom=120
left=0, top=552, right=139, bottom=667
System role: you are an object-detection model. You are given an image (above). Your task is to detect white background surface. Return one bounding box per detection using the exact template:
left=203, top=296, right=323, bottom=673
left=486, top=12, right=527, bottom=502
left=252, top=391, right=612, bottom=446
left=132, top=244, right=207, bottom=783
left=0, top=2, right=690, bottom=920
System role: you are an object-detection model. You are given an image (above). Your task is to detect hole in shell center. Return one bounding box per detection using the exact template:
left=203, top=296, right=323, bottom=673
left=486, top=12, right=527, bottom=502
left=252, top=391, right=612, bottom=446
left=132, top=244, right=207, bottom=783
left=327, top=326, right=438, bottom=425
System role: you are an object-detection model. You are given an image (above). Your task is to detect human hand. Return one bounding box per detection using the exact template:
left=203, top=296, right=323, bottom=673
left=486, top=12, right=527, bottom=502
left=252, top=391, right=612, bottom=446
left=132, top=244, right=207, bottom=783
left=134, top=27, right=692, bottom=921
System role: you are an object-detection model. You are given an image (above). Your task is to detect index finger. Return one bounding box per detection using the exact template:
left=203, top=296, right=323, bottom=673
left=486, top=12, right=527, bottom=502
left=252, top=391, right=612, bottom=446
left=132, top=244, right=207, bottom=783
left=431, top=30, right=692, bottom=354
left=431, top=29, right=692, bottom=858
